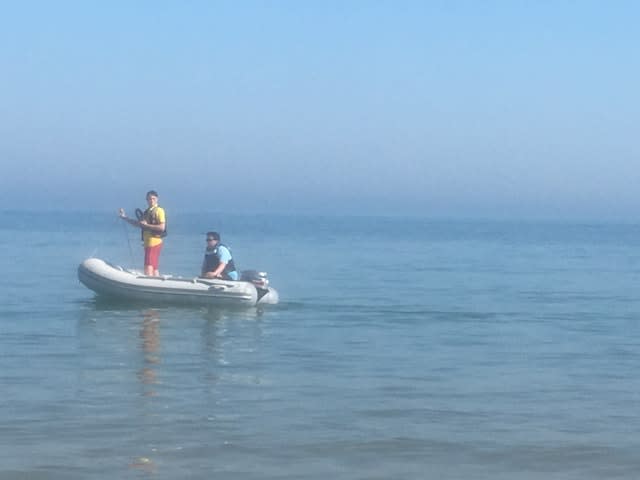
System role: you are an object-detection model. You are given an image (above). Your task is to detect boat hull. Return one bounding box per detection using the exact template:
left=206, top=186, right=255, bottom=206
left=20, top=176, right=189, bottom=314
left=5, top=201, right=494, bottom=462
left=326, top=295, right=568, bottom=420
left=78, top=258, right=279, bottom=307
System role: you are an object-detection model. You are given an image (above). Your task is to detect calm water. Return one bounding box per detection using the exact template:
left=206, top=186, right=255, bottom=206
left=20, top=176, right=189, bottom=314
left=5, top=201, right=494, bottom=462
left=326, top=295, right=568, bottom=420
left=2, top=211, right=640, bottom=479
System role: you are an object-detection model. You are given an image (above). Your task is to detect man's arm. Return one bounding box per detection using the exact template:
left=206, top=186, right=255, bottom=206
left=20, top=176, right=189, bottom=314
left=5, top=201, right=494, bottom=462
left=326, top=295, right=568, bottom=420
left=119, top=209, right=140, bottom=227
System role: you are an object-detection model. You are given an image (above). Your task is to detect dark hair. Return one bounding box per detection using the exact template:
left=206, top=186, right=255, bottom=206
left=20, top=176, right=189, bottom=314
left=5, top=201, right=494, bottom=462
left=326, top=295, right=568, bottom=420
left=146, top=190, right=159, bottom=198
left=206, top=231, right=220, bottom=241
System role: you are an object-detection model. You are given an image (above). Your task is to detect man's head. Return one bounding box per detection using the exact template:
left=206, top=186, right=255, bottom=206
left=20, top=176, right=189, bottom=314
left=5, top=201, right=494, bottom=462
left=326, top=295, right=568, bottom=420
left=206, top=231, right=220, bottom=245
left=146, top=190, right=159, bottom=206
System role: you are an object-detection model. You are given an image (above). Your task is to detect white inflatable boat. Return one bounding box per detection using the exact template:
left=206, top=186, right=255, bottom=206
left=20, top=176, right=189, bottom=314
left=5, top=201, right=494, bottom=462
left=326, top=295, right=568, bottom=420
left=78, top=258, right=279, bottom=307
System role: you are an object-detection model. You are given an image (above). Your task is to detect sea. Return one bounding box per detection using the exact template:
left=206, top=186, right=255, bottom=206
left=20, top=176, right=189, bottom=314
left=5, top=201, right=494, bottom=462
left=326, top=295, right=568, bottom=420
left=2, top=210, right=640, bottom=479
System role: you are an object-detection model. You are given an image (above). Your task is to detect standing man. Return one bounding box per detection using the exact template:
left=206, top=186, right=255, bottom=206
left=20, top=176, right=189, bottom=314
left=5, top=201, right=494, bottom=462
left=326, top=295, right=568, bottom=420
left=119, top=190, right=167, bottom=276
left=201, top=232, right=238, bottom=280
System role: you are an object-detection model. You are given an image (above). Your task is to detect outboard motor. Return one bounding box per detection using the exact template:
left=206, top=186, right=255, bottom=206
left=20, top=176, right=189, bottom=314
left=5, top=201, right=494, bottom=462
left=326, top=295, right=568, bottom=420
left=240, top=270, right=279, bottom=305
left=240, top=270, right=270, bottom=289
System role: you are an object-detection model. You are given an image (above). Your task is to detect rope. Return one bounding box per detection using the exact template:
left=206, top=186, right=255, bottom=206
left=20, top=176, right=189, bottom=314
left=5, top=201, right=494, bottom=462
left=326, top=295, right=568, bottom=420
left=121, top=217, right=136, bottom=266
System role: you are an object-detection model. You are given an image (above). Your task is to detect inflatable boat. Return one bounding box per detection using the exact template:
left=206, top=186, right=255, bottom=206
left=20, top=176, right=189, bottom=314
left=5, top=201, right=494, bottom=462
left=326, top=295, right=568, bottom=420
left=78, top=257, right=279, bottom=307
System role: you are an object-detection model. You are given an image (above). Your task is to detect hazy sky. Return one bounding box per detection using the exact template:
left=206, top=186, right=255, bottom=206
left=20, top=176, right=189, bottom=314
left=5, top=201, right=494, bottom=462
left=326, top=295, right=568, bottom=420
left=1, top=1, right=638, bottom=219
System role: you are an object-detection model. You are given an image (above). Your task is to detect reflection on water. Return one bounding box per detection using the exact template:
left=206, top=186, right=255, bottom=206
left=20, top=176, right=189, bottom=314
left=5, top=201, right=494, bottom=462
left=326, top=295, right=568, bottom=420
left=138, top=309, right=161, bottom=396
left=75, top=300, right=268, bottom=477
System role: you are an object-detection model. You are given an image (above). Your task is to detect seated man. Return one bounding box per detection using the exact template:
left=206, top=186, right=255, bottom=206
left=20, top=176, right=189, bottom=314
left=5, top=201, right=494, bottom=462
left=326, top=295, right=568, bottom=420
left=201, top=231, right=238, bottom=280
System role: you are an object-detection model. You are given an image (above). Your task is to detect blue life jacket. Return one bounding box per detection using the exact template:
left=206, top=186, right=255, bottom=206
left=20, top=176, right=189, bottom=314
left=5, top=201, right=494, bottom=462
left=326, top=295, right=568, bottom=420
left=203, top=243, right=237, bottom=278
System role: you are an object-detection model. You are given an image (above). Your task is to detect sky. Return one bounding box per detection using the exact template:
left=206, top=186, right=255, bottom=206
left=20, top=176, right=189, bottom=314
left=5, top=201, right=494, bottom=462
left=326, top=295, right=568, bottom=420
left=1, top=1, right=638, bottom=219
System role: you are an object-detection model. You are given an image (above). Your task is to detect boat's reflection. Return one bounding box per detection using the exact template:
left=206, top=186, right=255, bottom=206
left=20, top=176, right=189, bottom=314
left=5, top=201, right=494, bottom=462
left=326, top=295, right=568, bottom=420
left=80, top=298, right=267, bottom=390
left=142, top=307, right=266, bottom=397
left=137, top=309, right=161, bottom=396
left=76, top=301, right=269, bottom=475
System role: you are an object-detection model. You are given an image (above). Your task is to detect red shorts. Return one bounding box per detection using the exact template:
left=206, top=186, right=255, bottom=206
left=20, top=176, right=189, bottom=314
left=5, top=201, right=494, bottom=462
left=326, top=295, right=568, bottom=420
left=144, top=243, right=163, bottom=269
